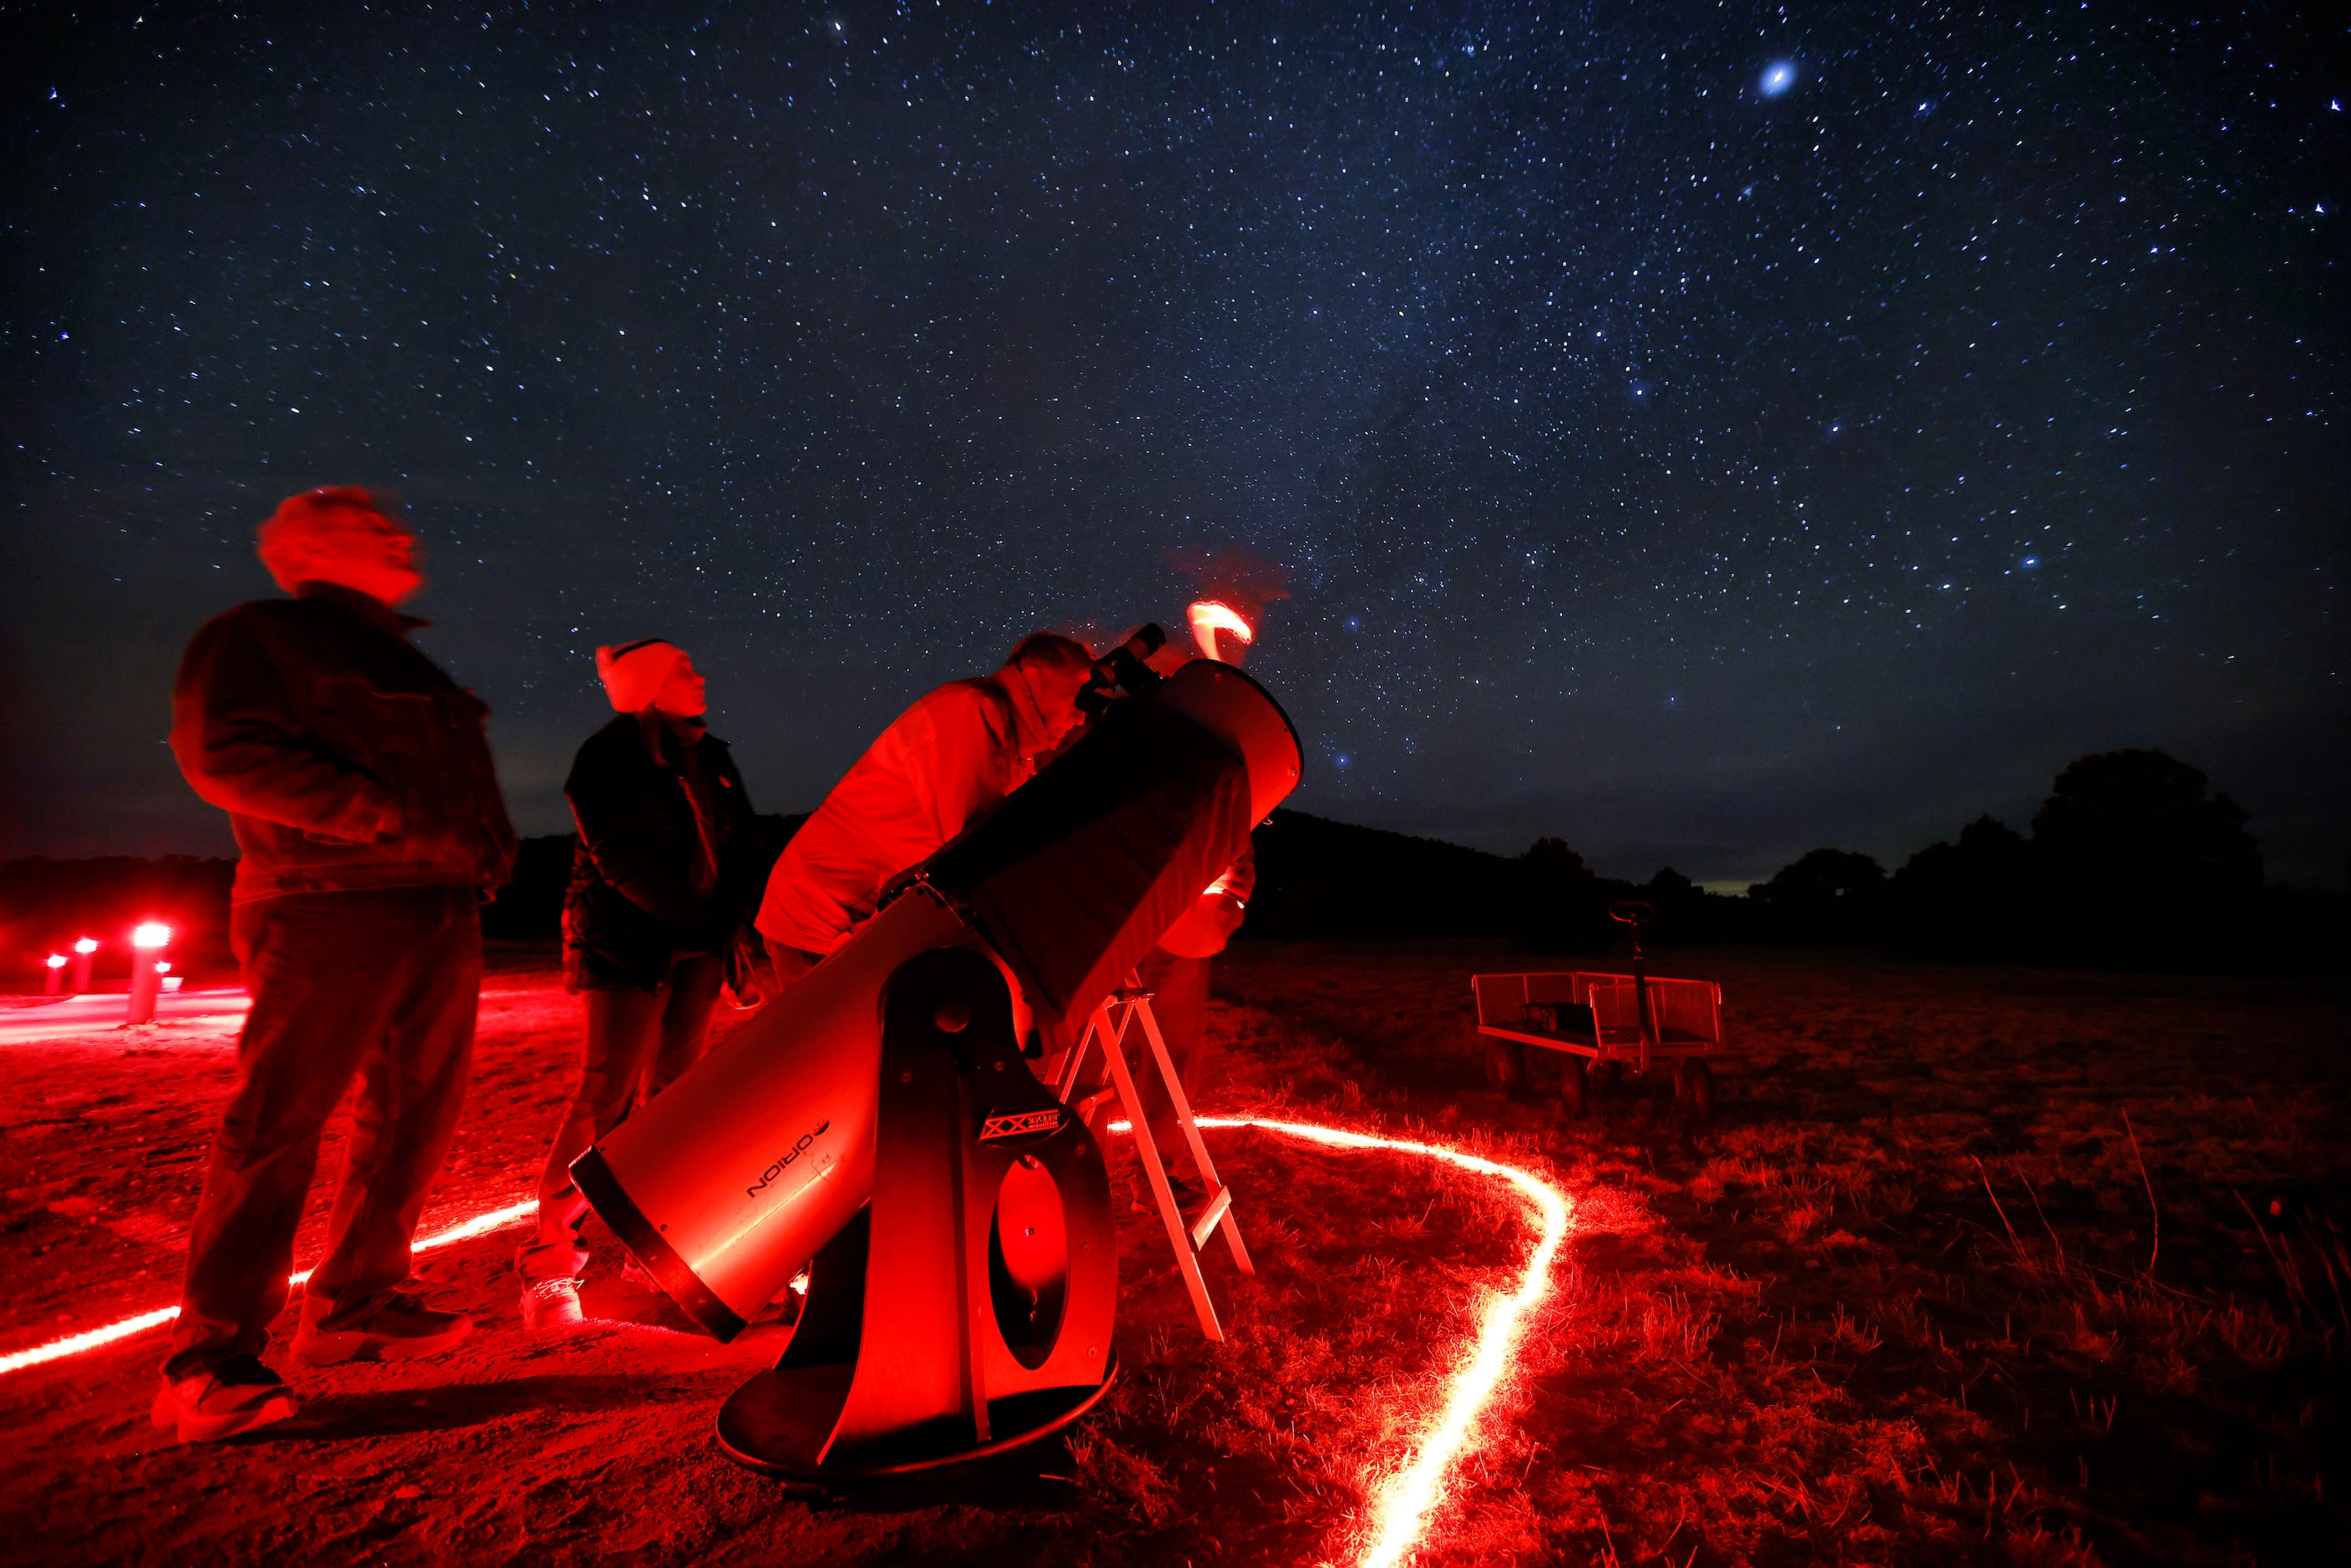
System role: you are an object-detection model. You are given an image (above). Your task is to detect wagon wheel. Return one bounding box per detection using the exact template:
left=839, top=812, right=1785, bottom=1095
left=1559, top=1055, right=1590, bottom=1119
left=1483, top=1039, right=1529, bottom=1099
left=1679, top=1060, right=1716, bottom=1127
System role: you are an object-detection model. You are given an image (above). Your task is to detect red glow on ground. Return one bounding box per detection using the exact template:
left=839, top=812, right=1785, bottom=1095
left=0, top=1201, right=535, bottom=1378
left=1118, top=1114, right=1573, bottom=1568
left=3, top=1114, right=1569, bottom=1568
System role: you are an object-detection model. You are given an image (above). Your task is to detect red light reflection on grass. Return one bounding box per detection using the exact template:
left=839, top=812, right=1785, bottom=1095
left=1143, top=1115, right=1574, bottom=1568
left=0, top=1201, right=535, bottom=1378
left=2, top=1116, right=1570, bottom=1568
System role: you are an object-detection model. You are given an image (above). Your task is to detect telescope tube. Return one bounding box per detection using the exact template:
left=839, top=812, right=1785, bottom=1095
left=573, top=660, right=1302, bottom=1338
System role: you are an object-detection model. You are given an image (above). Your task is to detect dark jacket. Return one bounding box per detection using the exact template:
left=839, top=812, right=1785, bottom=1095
left=563, top=712, right=762, bottom=991
left=171, top=583, right=518, bottom=904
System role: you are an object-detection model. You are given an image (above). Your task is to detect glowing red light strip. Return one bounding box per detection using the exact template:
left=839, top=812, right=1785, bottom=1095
left=2, top=1117, right=1569, bottom=1568
left=1143, top=1115, right=1573, bottom=1568
left=0, top=1201, right=535, bottom=1378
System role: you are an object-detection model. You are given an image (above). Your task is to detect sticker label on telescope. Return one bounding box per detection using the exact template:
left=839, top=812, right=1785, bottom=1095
left=978, top=1108, right=1065, bottom=1143
left=747, top=1120, right=832, bottom=1199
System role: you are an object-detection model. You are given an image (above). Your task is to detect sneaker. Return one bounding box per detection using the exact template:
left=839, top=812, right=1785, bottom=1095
left=151, top=1354, right=298, bottom=1445
left=292, top=1290, right=473, bottom=1367
left=520, top=1277, right=584, bottom=1332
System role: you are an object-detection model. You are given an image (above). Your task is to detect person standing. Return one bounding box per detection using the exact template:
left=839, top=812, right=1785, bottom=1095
left=754, top=632, right=1095, bottom=982
left=517, top=640, right=764, bottom=1330
left=156, top=488, right=516, bottom=1444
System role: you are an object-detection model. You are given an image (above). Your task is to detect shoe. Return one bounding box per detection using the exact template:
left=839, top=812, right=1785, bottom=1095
left=292, top=1290, right=473, bottom=1367
left=151, top=1355, right=299, bottom=1445
left=1128, top=1173, right=1206, bottom=1216
left=519, top=1277, right=584, bottom=1332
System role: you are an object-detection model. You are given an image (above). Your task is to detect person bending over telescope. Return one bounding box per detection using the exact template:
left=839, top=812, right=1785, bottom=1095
left=565, top=640, right=1302, bottom=1485
left=753, top=632, right=1095, bottom=988
left=156, top=488, right=517, bottom=1444
left=517, top=640, right=766, bottom=1332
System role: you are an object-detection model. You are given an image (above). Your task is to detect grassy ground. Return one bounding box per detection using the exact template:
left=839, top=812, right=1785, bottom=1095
left=1214, top=941, right=2349, bottom=1565
left=0, top=943, right=2341, bottom=1565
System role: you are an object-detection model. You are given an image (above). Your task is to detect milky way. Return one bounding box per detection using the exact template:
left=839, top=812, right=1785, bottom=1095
left=4, top=4, right=2343, bottom=884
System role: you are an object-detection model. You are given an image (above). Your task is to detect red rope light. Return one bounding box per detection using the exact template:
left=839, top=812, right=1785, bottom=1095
left=1187, top=1116, right=1572, bottom=1568
left=0, top=1200, right=535, bottom=1378
left=0, top=1117, right=1570, bottom=1568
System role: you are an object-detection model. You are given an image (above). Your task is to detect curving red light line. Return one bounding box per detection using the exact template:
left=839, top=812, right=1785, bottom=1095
left=1122, top=1115, right=1572, bottom=1568
left=0, top=1118, right=1570, bottom=1568
left=0, top=1200, right=535, bottom=1378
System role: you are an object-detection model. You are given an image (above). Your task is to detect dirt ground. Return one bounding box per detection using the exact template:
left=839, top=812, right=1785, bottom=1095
left=1, top=943, right=2343, bottom=1566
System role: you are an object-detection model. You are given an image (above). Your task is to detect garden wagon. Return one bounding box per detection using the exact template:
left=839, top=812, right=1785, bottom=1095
left=1469, top=902, right=1728, bottom=1122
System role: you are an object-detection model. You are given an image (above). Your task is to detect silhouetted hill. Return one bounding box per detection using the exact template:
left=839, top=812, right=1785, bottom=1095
left=3, top=748, right=2338, bottom=982
left=1241, top=810, right=1523, bottom=941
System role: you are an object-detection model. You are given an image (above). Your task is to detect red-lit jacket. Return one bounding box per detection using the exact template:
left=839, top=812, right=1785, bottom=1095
left=170, top=583, right=518, bottom=903
left=756, top=666, right=1060, bottom=957
left=563, top=712, right=762, bottom=992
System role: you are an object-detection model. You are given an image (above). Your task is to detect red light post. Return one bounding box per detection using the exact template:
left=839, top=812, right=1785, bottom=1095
left=126, top=924, right=171, bottom=1025
left=43, top=953, right=68, bottom=996
left=70, top=938, right=98, bottom=995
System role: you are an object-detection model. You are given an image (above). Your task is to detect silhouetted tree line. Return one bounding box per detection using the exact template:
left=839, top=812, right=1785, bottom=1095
left=1745, top=749, right=2337, bottom=969
left=1245, top=749, right=2342, bottom=973
left=3, top=751, right=2337, bottom=981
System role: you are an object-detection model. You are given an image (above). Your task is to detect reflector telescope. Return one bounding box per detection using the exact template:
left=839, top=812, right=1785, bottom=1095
left=572, top=660, right=1300, bottom=1484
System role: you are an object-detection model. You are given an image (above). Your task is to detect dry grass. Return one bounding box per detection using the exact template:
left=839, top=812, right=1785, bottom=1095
left=1216, top=940, right=2349, bottom=1565
left=0, top=944, right=2340, bottom=1565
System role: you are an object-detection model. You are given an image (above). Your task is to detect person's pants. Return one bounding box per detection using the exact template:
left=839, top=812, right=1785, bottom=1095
left=165, top=888, right=482, bottom=1378
left=515, top=952, right=723, bottom=1286
left=1127, top=948, right=1214, bottom=1162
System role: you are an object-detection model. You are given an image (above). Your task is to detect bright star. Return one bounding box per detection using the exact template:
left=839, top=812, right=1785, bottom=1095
left=1759, top=60, right=1797, bottom=98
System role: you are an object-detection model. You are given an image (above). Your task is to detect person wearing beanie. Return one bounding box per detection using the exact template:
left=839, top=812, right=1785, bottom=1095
left=516, top=639, right=765, bottom=1331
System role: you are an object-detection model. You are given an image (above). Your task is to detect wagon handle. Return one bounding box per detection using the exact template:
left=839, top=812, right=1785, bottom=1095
left=1608, top=902, right=1656, bottom=1055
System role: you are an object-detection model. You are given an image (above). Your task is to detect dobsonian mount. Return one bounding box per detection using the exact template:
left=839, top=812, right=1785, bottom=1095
left=573, top=657, right=1305, bottom=1493
left=715, top=948, right=1118, bottom=1491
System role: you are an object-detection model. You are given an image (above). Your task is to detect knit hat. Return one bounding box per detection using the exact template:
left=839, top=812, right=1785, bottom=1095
left=595, top=639, right=685, bottom=713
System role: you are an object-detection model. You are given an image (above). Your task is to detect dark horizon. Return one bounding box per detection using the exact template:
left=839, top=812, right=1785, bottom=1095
left=4, top=4, right=2344, bottom=888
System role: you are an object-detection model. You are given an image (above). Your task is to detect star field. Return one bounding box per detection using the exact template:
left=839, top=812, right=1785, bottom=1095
left=3, top=3, right=2343, bottom=883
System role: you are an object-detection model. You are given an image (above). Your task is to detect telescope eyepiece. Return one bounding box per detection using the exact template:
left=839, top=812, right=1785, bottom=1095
left=1076, top=624, right=1170, bottom=718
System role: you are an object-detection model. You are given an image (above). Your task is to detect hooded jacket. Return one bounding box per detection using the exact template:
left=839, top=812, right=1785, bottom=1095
left=755, top=663, right=1064, bottom=958
left=170, top=583, right=518, bottom=903
left=563, top=712, right=763, bottom=991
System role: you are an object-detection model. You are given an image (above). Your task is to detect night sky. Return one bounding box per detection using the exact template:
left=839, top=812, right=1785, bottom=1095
left=4, top=3, right=2344, bottom=888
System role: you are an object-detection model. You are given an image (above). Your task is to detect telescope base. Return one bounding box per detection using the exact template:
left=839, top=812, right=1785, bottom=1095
left=715, top=1348, right=1120, bottom=1494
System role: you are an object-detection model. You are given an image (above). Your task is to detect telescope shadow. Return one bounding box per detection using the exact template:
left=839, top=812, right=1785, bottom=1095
left=803, top=1441, right=1088, bottom=1515
left=258, top=1372, right=691, bottom=1441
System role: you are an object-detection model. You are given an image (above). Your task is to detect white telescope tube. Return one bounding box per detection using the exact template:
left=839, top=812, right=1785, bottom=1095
left=574, top=660, right=1302, bottom=1339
